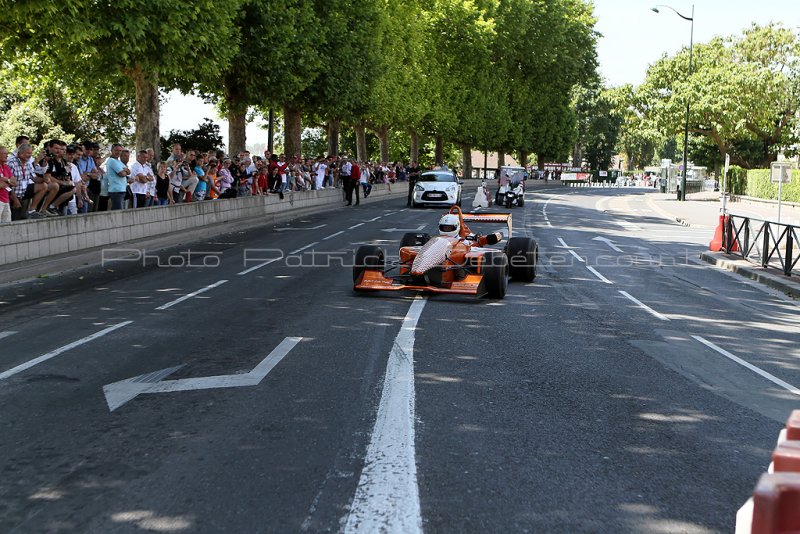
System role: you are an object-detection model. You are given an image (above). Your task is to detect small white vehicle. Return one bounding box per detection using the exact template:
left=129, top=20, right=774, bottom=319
left=411, top=170, right=462, bottom=208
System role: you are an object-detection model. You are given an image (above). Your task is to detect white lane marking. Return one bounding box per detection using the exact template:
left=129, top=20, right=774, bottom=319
left=617, top=220, right=643, bottom=232
left=0, top=331, right=17, bottom=340
left=344, top=297, right=426, bottom=534
left=289, top=242, right=318, bottom=255
left=557, top=238, right=585, bottom=262
left=586, top=266, right=613, bottom=284
left=0, top=321, right=133, bottom=380
left=349, top=222, right=365, bottom=230
left=569, top=250, right=586, bottom=263
left=155, top=280, right=228, bottom=309
left=238, top=258, right=281, bottom=276
left=367, top=216, right=383, bottom=222
left=619, top=291, right=669, bottom=321
left=322, top=230, right=345, bottom=241
left=692, top=336, right=800, bottom=396
left=104, top=337, right=303, bottom=411
left=275, top=224, right=326, bottom=232
left=542, top=195, right=558, bottom=227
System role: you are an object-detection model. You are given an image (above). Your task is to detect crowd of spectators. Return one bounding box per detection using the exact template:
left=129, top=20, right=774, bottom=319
left=0, top=135, right=424, bottom=223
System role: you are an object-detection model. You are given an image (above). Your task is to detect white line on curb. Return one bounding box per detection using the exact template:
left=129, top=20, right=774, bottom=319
left=0, top=321, right=133, bottom=380
left=322, top=230, right=345, bottom=241
left=619, top=291, right=669, bottom=321
left=156, top=280, right=228, bottom=308
left=344, top=297, right=426, bottom=534
left=289, top=242, right=319, bottom=255
left=692, top=336, right=800, bottom=396
left=586, top=266, right=613, bottom=284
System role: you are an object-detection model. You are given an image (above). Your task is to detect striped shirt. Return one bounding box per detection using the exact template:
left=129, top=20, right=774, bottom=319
left=8, top=153, right=36, bottom=197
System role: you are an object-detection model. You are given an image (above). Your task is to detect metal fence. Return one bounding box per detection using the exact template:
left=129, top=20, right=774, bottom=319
left=725, top=215, right=799, bottom=276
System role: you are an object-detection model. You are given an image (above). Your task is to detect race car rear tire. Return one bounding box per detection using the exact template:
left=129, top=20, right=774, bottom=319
left=400, top=232, right=430, bottom=247
left=353, top=245, right=385, bottom=284
left=506, top=237, right=537, bottom=282
left=482, top=251, right=508, bottom=299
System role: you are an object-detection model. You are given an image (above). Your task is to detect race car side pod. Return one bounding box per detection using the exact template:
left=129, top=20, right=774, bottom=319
left=735, top=410, right=800, bottom=533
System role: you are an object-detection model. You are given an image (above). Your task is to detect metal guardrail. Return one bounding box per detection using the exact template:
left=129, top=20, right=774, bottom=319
left=725, top=215, right=799, bottom=276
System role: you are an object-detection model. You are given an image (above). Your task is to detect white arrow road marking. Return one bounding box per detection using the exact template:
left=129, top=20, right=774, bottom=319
left=381, top=224, right=426, bottom=233
left=0, top=331, right=17, bottom=340
left=0, top=322, right=132, bottom=381
left=344, top=297, right=426, bottom=534
left=275, top=224, right=326, bottom=232
left=155, top=280, right=228, bottom=308
left=593, top=236, right=624, bottom=253
left=103, top=336, right=303, bottom=412
left=692, top=336, right=800, bottom=396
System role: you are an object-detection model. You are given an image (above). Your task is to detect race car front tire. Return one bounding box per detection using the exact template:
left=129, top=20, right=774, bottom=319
left=517, top=195, right=524, bottom=207
left=400, top=232, right=431, bottom=247
left=482, top=251, right=508, bottom=299
left=506, top=237, right=537, bottom=282
left=353, top=245, right=385, bottom=284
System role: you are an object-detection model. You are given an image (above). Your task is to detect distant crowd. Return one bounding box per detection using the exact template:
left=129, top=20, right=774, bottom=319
left=0, top=135, right=427, bottom=223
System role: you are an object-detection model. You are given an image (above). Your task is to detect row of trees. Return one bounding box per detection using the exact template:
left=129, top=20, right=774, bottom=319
left=603, top=23, right=800, bottom=173
left=1, top=0, right=599, bottom=170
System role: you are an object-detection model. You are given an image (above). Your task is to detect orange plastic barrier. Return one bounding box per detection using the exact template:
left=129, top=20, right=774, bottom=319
left=709, top=215, right=726, bottom=251
left=787, top=410, right=800, bottom=441
left=751, top=473, right=800, bottom=534
left=773, top=441, right=800, bottom=473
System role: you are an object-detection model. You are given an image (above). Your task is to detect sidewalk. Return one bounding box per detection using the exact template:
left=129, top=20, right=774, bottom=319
left=644, top=192, right=800, bottom=299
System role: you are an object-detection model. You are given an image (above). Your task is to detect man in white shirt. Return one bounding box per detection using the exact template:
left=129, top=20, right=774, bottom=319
left=130, top=150, right=154, bottom=208
left=314, top=157, right=327, bottom=190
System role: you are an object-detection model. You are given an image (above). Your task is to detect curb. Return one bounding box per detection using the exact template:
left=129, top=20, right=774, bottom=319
left=699, top=251, right=800, bottom=299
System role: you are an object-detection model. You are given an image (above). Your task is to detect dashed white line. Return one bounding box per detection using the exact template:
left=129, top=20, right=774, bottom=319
left=619, top=291, right=669, bottom=321
left=557, top=238, right=569, bottom=248
left=0, top=331, right=17, bottom=340
left=569, top=250, right=586, bottom=263
left=0, top=321, right=133, bottom=380
left=237, top=258, right=281, bottom=276
left=289, top=242, right=318, bottom=255
left=156, top=280, right=229, bottom=309
left=586, top=266, right=613, bottom=284
left=692, top=336, right=800, bottom=396
left=349, top=222, right=365, bottom=230
left=344, top=297, right=426, bottom=534
left=367, top=216, right=383, bottom=222
left=323, top=230, right=345, bottom=241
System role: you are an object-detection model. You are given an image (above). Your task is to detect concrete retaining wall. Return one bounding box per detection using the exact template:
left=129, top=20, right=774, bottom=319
left=1, top=185, right=405, bottom=266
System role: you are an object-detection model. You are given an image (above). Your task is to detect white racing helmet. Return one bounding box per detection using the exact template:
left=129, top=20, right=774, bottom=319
left=438, top=213, right=460, bottom=237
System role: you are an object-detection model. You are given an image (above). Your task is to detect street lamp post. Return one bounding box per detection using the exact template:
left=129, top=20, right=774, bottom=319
left=652, top=4, right=694, bottom=201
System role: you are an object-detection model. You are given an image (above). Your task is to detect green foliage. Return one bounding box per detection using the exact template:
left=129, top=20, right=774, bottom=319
left=159, top=119, right=224, bottom=160
left=0, top=100, right=71, bottom=150
left=573, top=84, right=622, bottom=170
left=727, top=165, right=748, bottom=196
left=745, top=169, right=800, bottom=202
left=638, top=23, right=800, bottom=169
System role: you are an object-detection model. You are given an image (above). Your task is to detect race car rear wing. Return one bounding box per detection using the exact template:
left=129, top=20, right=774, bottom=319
left=462, top=213, right=512, bottom=237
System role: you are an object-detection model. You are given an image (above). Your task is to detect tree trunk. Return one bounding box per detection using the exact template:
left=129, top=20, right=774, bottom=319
left=519, top=150, right=528, bottom=168
left=537, top=156, right=544, bottom=171
left=461, top=144, right=472, bottom=179
left=409, top=129, right=420, bottom=163
left=497, top=151, right=505, bottom=168
left=572, top=143, right=582, bottom=168
left=374, top=126, right=389, bottom=163
left=130, top=65, right=160, bottom=157
left=283, top=104, right=302, bottom=158
left=327, top=120, right=340, bottom=156
left=223, top=75, right=247, bottom=156
left=434, top=135, right=444, bottom=166
left=355, top=123, right=368, bottom=162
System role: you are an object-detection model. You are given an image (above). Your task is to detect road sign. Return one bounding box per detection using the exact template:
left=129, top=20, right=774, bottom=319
left=770, top=162, right=792, bottom=184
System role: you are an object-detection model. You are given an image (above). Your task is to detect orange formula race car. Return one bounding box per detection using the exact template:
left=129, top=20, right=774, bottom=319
left=353, top=206, right=538, bottom=299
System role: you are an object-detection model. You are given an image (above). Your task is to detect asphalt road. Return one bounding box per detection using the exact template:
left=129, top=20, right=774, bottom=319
left=1, top=186, right=798, bottom=533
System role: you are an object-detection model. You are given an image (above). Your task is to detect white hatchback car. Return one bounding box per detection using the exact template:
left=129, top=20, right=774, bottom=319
left=411, top=170, right=462, bottom=208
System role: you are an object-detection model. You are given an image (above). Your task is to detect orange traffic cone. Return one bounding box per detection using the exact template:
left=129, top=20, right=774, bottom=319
left=709, top=215, right=725, bottom=251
